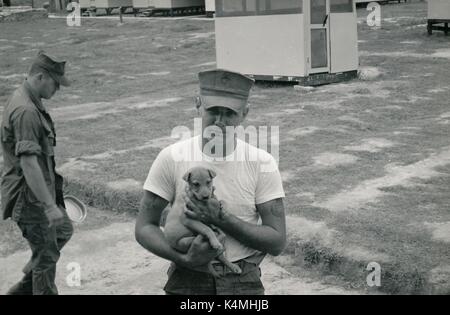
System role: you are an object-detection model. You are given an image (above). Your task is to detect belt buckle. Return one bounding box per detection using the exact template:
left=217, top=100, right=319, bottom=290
left=212, top=263, right=227, bottom=276
left=213, top=260, right=247, bottom=276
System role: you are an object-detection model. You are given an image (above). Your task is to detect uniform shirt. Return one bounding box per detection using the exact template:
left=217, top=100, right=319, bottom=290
left=1, top=80, right=60, bottom=223
left=144, top=135, right=285, bottom=263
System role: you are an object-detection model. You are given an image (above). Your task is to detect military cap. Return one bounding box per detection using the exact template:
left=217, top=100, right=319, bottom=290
left=31, top=51, right=70, bottom=87
left=199, top=69, right=254, bottom=113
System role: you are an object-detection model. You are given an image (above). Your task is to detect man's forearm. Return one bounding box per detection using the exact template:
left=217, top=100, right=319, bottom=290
left=20, top=155, right=55, bottom=207
left=216, top=211, right=285, bottom=256
left=135, top=223, right=187, bottom=266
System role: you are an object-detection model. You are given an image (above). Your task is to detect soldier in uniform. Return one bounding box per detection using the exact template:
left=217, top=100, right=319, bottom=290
left=2, top=52, right=74, bottom=295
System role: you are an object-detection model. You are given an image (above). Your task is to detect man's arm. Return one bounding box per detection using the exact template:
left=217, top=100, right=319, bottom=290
left=185, top=197, right=286, bottom=256
left=20, top=155, right=63, bottom=227
left=135, top=190, right=224, bottom=269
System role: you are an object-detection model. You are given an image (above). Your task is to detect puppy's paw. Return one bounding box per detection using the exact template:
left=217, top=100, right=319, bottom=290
left=229, top=264, right=242, bottom=274
left=211, top=241, right=224, bottom=251
left=208, top=264, right=222, bottom=278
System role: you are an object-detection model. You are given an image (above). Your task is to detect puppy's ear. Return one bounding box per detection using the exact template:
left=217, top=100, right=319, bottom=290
left=182, top=172, right=191, bottom=182
left=208, top=169, right=216, bottom=179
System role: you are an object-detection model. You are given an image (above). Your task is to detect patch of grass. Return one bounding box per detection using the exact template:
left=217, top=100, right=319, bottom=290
left=65, top=178, right=141, bottom=215
left=170, top=23, right=203, bottom=33
left=284, top=237, right=436, bottom=294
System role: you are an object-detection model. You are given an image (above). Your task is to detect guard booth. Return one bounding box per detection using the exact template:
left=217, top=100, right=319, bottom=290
left=132, top=0, right=152, bottom=13
left=215, top=0, right=359, bottom=86
left=427, top=0, right=450, bottom=35
left=133, top=0, right=205, bottom=15
left=205, top=0, right=215, bottom=15
left=79, top=0, right=133, bottom=15
left=46, top=0, right=70, bottom=12
left=149, top=0, right=204, bottom=11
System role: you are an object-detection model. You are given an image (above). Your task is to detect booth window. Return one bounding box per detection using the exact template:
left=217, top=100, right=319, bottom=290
left=311, top=0, right=327, bottom=24
left=216, top=0, right=302, bottom=17
left=311, top=29, right=328, bottom=68
left=330, top=0, right=353, bottom=13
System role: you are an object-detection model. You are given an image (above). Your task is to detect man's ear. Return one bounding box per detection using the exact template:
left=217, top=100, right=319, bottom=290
left=35, top=73, right=44, bottom=81
left=208, top=169, right=216, bottom=179
left=195, top=96, right=202, bottom=115
left=243, top=104, right=250, bottom=119
left=182, top=171, right=191, bottom=182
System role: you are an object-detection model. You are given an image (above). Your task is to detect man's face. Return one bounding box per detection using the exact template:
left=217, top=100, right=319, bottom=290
left=39, top=73, right=60, bottom=99
left=199, top=97, right=249, bottom=133
left=199, top=103, right=249, bottom=156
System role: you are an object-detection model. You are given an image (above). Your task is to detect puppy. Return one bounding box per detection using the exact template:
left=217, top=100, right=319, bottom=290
left=164, top=166, right=242, bottom=277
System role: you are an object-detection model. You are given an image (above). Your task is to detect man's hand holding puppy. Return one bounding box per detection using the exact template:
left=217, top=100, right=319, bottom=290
left=180, top=234, right=225, bottom=271
left=183, top=189, right=226, bottom=226
left=184, top=189, right=286, bottom=257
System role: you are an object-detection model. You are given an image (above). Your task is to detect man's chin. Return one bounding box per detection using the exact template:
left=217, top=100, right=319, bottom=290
left=42, top=93, right=55, bottom=100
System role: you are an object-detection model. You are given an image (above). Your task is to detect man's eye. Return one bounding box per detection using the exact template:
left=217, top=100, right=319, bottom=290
left=207, top=109, right=220, bottom=115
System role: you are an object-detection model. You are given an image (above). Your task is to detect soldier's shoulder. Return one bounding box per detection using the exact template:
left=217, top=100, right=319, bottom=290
left=7, top=90, right=38, bottom=115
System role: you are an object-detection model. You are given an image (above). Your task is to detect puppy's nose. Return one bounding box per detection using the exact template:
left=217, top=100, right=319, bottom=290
left=199, top=189, right=211, bottom=200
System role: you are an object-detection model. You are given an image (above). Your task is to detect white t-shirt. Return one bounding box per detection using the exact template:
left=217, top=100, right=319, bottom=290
left=143, top=136, right=285, bottom=262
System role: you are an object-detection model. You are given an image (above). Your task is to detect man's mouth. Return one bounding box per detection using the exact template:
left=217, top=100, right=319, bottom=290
left=205, top=124, right=226, bottom=140
left=215, top=123, right=226, bottom=129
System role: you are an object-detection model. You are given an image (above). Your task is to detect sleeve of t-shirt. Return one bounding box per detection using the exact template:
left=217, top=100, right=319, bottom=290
left=255, top=150, right=285, bottom=205
left=143, top=147, right=176, bottom=203
left=12, top=108, right=43, bottom=157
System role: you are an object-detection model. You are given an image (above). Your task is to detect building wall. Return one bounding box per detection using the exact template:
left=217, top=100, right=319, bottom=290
left=216, top=14, right=306, bottom=77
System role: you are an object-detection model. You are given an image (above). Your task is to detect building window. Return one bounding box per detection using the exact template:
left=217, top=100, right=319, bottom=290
left=311, top=0, right=327, bottom=24
left=330, top=0, right=353, bottom=13
left=216, top=0, right=303, bottom=17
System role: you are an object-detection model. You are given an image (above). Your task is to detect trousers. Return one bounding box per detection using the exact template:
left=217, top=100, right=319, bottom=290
left=7, top=214, right=73, bottom=295
left=164, top=260, right=265, bottom=295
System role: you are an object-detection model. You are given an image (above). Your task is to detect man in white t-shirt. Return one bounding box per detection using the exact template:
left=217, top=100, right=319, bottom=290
left=135, top=69, right=286, bottom=295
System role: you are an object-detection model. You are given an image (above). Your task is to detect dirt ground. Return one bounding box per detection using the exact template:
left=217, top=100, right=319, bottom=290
left=1, top=1, right=449, bottom=294
left=0, top=207, right=360, bottom=295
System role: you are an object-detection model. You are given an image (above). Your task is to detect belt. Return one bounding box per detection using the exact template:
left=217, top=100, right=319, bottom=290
left=211, top=260, right=258, bottom=276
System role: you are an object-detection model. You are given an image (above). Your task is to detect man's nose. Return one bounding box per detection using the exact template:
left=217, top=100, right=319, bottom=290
left=215, top=112, right=225, bottom=124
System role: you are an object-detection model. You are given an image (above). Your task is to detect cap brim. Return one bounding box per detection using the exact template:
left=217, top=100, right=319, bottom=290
left=201, top=95, right=247, bottom=113
left=49, top=72, right=70, bottom=87
left=57, top=75, right=70, bottom=87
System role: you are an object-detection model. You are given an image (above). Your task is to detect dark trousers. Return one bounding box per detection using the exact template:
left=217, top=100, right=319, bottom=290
left=7, top=215, right=73, bottom=295
left=164, top=260, right=265, bottom=295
